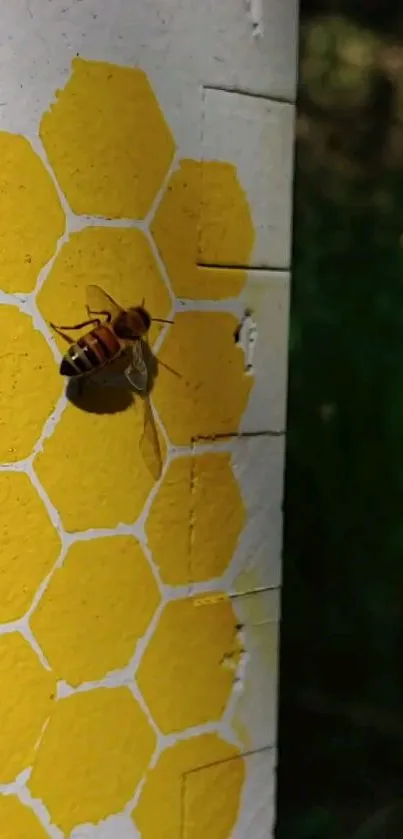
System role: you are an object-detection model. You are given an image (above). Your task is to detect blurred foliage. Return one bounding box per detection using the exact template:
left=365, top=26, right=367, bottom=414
left=278, top=1, right=403, bottom=837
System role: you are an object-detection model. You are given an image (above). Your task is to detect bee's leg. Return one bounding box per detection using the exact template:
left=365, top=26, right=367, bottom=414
left=50, top=318, right=102, bottom=331
left=48, top=323, right=75, bottom=345
left=155, top=356, right=182, bottom=378
left=86, top=306, right=112, bottom=323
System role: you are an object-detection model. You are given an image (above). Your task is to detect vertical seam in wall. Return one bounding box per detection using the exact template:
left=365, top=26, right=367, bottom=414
left=187, top=441, right=197, bottom=594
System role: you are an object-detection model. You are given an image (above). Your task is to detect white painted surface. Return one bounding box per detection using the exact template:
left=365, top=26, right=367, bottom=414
left=0, top=0, right=298, bottom=836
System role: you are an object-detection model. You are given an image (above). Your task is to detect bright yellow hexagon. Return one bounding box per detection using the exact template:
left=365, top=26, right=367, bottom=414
left=36, top=226, right=172, bottom=352
left=133, top=734, right=244, bottom=839
left=31, top=536, right=160, bottom=686
left=29, top=687, right=156, bottom=833
left=0, top=132, right=64, bottom=294
left=151, top=159, right=254, bottom=299
left=40, top=58, right=175, bottom=219
left=0, top=796, right=49, bottom=839
left=0, top=633, right=55, bottom=783
left=136, top=595, right=242, bottom=733
left=34, top=395, right=166, bottom=531
left=146, top=452, right=245, bottom=585
left=152, top=311, right=252, bottom=445
left=0, top=306, right=62, bottom=462
left=0, top=472, right=61, bottom=623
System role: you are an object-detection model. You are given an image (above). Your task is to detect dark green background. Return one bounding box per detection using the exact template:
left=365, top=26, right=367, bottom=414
left=277, top=1, right=403, bottom=836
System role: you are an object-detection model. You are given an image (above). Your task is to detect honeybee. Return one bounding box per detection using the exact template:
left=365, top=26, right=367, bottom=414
left=49, top=284, right=173, bottom=480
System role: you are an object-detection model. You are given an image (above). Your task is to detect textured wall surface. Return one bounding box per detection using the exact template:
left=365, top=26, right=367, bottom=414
left=0, top=1, right=298, bottom=837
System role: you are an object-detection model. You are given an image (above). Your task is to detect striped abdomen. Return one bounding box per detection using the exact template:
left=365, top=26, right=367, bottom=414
left=60, top=324, right=121, bottom=377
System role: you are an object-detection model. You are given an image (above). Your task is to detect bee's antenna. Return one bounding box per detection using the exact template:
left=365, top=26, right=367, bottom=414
left=153, top=317, right=174, bottom=324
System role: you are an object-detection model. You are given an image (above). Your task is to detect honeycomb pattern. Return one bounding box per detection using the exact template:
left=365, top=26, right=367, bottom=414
left=0, top=57, right=255, bottom=836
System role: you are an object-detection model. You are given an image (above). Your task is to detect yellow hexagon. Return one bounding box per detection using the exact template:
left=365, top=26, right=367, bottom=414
left=34, top=395, right=166, bottom=531
left=40, top=58, right=175, bottom=219
left=0, top=306, right=62, bottom=462
left=152, top=311, right=252, bottom=445
left=29, top=687, right=156, bottom=833
left=134, top=734, right=244, bottom=839
left=0, top=633, right=55, bottom=783
left=151, top=159, right=253, bottom=299
left=0, top=796, right=49, bottom=839
left=136, top=596, right=241, bottom=733
left=36, top=226, right=172, bottom=352
left=146, top=452, right=245, bottom=585
left=0, top=132, right=64, bottom=294
left=31, top=536, right=160, bottom=686
left=0, top=472, right=61, bottom=623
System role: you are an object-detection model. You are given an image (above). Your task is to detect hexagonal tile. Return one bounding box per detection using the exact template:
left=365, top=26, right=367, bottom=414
left=136, top=596, right=241, bottom=733
left=34, top=397, right=165, bottom=532
left=37, top=226, right=172, bottom=353
left=151, top=159, right=250, bottom=299
left=31, top=536, right=160, bottom=686
left=0, top=472, right=61, bottom=623
left=152, top=311, right=252, bottom=445
left=29, top=687, right=156, bottom=833
left=0, top=132, right=64, bottom=294
left=40, top=58, right=175, bottom=219
left=133, top=734, right=244, bottom=839
left=0, top=633, right=55, bottom=782
left=0, top=795, right=49, bottom=839
left=146, top=452, right=245, bottom=585
left=0, top=306, right=62, bottom=462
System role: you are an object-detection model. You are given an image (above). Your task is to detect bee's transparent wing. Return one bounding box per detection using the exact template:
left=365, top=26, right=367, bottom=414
left=140, top=396, right=163, bottom=481
left=86, top=284, right=123, bottom=320
left=125, top=340, right=148, bottom=392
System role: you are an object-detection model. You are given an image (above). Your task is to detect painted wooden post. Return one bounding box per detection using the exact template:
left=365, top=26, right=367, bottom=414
left=0, top=1, right=298, bottom=837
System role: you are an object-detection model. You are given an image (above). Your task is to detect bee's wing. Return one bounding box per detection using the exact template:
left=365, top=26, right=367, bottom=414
left=86, top=284, right=123, bottom=319
left=125, top=340, right=148, bottom=392
left=140, top=396, right=163, bottom=481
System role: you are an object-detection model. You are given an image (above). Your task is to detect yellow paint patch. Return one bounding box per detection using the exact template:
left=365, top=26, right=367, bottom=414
left=37, top=226, right=172, bottom=351
left=183, top=749, right=245, bottom=839
left=146, top=452, right=245, bottom=585
left=31, top=536, right=160, bottom=685
left=199, top=160, right=255, bottom=266
left=0, top=307, right=61, bottom=462
left=151, top=159, right=249, bottom=299
left=0, top=472, right=60, bottom=622
left=0, top=132, right=64, bottom=294
left=29, top=687, right=156, bottom=833
left=40, top=58, right=175, bottom=219
left=35, top=398, right=165, bottom=531
left=133, top=734, right=244, bottom=839
left=0, top=795, right=49, bottom=838
left=136, top=595, right=242, bottom=733
left=0, top=633, right=55, bottom=783
left=152, top=311, right=252, bottom=445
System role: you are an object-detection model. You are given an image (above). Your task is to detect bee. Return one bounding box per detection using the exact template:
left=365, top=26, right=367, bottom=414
left=49, top=284, right=173, bottom=480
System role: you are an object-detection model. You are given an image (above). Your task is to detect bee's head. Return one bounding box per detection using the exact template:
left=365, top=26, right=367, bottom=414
left=129, top=306, right=151, bottom=333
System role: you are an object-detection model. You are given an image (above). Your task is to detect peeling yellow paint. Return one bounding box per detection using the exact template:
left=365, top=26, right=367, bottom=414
left=0, top=56, right=261, bottom=833
left=0, top=472, right=60, bottom=622
left=0, top=132, right=64, bottom=294
left=29, top=687, right=156, bottom=833
left=0, top=633, right=55, bottom=783
left=151, top=159, right=251, bottom=298
left=31, top=536, right=160, bottom=685
left=40, top=58, right=175, bottom=218
left=134, top=734, right=244, bottom=839
left=136, top=595, right=242, bottom=733
left=0, top=795, right=49, bottom=838
left=146, top=452, right=245, bottom=584
left=0, top=306, right=61, bottom=462
left=153, top=311, right=253, bottom=445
